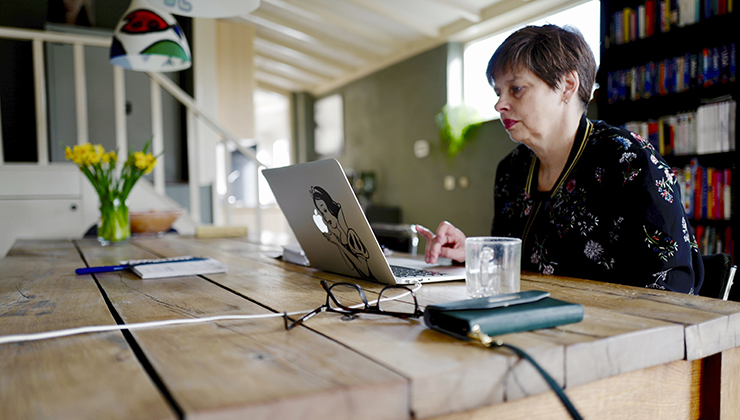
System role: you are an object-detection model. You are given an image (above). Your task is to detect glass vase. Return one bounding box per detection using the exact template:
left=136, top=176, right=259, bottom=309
left=98, top=197, right=130, bottom=245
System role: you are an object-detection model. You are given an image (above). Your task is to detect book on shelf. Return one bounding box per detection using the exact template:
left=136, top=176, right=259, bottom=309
left=673, top=159, right=732, bottom=221
left=660, top=0, right=671, bottom=32
left=693, top=224, right=734, bottom=258
left=623, top=98, right=736, bottom=156
left=609, top=0, right=734, bottom=45
left=646, top=0, right=657, bottom=36
left=606, top=42, right=735, bottom=104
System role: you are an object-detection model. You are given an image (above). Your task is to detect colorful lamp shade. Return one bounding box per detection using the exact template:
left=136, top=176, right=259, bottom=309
left=110, top=0, right=192, bottom=72
left=144, top=0, right=260, bottom=18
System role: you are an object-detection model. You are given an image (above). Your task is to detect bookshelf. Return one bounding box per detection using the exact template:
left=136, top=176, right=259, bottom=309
left=596, top=0, right=737, bottom=263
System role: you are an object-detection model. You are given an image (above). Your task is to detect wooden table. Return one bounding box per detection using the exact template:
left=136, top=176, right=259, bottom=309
left=1, top=236, right=739, bottom=420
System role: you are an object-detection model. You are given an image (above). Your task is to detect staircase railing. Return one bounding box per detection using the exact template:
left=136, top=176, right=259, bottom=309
left=0, top=25, right=266, bottom=239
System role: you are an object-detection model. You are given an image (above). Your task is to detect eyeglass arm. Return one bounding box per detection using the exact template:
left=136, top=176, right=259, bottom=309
left=283, top=305, right=326, bottom=330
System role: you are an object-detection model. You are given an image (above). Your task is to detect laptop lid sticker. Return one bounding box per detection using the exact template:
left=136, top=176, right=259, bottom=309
left=310, top=185, right=376, bottom=281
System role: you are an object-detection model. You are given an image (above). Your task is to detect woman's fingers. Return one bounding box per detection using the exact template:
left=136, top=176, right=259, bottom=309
left=416, top=221, right=466, bottom=264
left=415, top=224, right=434, bottom=240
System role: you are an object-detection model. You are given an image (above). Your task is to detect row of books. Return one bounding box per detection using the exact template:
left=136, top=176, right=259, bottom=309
left=694, top=224, right=734, bottom=259
left=673, top=160, right=732, bottom=220
left=609, top=0, right=734, bottom=46
left=623, top=99, right=737, bottom=155
left=605, top=43, right=737, bottom=104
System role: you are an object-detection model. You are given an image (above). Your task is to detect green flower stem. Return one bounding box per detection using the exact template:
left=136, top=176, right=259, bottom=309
left=98, top=198, right=130, bottom=244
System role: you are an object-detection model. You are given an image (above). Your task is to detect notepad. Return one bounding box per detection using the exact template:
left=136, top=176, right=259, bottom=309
left=130, top=258, right=227, bottom=279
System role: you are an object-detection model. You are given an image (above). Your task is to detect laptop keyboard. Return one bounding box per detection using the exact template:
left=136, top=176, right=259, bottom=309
left=391, top=265, right=446, bottom=278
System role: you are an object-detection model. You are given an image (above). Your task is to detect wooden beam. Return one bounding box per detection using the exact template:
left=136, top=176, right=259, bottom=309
left=309, top=37, right=444, bottom=96
left=254, top=55, right=331, bottom=84
left=263, top=0, right=399, bottom=48
left=254, top=70, right=312, bottom=92
left=255, top=80, right=292, bottom=97
left=344, top=0, right=440, bottom=37
left=253, top=4, right=392, bottom=56
left=253, top=31, right=360, bottom=70
left=427, top=0, right=482, bottom=22
left=254, top=38, right=346, bottom=77
left=241, top=14, right=374, bottom=66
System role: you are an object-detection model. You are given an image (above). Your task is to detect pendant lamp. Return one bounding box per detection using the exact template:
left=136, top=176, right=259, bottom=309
left=109, top=0, right=192, bottom=72
left=144, top=0, right=260, bottom=18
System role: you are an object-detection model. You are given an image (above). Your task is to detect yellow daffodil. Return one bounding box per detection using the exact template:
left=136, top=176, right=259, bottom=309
left=62, top=139, right=160, bottom=244
left=63, top=140, right=160, bottom=205
left=145, top=156, right=157, bottom=174
left=102, top=150, right=117, bottom=164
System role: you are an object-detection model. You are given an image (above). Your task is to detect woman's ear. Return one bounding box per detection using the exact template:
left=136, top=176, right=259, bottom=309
left=562, top=70, right=580, bottom=104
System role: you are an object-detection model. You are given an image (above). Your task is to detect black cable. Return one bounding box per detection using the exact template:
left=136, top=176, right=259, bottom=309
left=493, top=342, right=583, bottom=420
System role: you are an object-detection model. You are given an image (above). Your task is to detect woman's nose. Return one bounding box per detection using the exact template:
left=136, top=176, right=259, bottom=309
left=494, top=96, right=509, bottom=113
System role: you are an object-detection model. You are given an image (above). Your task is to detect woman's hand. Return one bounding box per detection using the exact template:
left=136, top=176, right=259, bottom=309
left=415, top=221, right=466, bottom=264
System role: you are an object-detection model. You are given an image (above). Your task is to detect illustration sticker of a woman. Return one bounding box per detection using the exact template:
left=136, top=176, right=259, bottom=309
left=310, top=186, right=374, bottom=280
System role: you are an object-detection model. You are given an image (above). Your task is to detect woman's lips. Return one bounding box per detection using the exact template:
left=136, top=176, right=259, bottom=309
left=503, top=119, right=517, bottom=129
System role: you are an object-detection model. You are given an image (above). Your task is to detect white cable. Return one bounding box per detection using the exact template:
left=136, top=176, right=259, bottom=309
left=0, top=282, right=423, bottom=345
left=0, top=312, right=305, bottom=345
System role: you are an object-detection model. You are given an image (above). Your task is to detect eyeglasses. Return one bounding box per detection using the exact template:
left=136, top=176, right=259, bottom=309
left=284, top=280, right=423, bottom=330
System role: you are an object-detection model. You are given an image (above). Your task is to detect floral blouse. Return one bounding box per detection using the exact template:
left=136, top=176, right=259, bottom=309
left=491, top=115, right=704, bottom=294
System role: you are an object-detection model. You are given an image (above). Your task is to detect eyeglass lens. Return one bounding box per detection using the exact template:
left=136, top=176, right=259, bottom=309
left=325, top=282, right=369, bottom=312
left=377, top=286, right=420, bottom=316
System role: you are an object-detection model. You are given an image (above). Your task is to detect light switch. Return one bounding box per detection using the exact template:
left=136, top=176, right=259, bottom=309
left=414, top=139, right=430, bottom=158
left=458, top=176, right=469, bottom=189
left=444, top=175, right=455, bottom=190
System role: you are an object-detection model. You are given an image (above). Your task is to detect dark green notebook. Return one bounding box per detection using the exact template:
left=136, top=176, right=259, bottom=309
left=424, top=291, right=584, bottom=340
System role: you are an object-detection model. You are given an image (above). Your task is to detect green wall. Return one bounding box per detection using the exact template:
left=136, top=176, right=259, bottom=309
left=322, top=43, right=517, bottom=238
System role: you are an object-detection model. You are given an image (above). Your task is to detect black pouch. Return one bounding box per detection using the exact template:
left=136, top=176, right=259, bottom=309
left=423, top=290, right=584, bottom=340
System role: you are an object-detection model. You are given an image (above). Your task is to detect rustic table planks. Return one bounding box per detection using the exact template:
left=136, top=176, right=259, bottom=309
left=126, top=236, right=704, bottom=418
left=2, top=236, right=740, bottom=420
left=0, top=240, right=175, bottom=420
left=522, top=273, right=740, bottom=360
left=73, top=238, right=409, bottom=420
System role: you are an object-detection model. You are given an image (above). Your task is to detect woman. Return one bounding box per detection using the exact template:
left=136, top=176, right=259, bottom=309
left=417, top=24, right=703, bottom=294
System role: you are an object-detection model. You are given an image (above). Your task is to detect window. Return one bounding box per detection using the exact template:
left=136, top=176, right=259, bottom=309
left=219, top=89, right=291, bottom=207
left=314, top=93, right=344, bottom=159
left=463, top=0, right=601, bottom=121
left=255, top=89, right=291, bottom=206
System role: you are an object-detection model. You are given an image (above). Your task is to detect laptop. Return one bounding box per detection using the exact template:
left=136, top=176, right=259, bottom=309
left=262, top=159, right=466, bottom=285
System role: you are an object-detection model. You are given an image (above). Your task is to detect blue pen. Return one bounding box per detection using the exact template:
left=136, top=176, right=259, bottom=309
left=75, top=256, right=206, bottom=275
left=75, top=264, right=131, bottom=275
